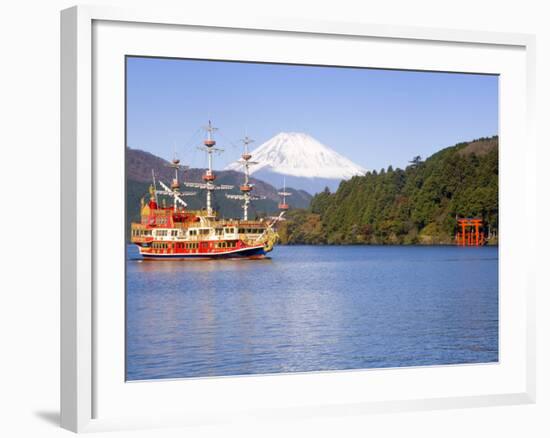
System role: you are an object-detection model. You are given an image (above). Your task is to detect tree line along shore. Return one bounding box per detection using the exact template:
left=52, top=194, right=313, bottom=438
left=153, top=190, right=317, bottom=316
left=277, top=136, right=498, bottom=246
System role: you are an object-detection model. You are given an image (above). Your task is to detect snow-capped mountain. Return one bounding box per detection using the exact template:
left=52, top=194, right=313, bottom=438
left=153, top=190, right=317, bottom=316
left=225, top=132, right=366, bottom=193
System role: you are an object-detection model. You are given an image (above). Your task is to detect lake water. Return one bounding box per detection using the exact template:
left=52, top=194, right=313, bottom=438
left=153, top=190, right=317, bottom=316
left=126, top=245, right=498, bottom=380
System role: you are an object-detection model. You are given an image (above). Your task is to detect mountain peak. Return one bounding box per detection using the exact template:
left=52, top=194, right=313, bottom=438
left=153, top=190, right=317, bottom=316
left=225, top=132, right=366, bottom=180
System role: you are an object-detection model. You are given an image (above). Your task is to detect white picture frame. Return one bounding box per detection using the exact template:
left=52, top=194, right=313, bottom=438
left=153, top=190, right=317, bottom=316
left=61, top=4, right=536, bottom=433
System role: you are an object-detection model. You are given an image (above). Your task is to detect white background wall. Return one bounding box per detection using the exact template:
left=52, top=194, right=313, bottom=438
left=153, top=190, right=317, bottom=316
left=0, top=0, right=548, bottom=437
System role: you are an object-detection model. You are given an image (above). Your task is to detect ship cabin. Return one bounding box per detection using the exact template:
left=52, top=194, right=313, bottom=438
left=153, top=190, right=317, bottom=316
left=130, top=197, right=269, bottom=249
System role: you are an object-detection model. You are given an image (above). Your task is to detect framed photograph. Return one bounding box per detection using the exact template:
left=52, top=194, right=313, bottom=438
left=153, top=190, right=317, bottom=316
left=61, top=5, right=536, bottom=433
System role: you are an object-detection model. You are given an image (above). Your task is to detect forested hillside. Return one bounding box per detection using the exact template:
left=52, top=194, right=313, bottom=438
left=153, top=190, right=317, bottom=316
left=279, top=136, right=498, bottom=245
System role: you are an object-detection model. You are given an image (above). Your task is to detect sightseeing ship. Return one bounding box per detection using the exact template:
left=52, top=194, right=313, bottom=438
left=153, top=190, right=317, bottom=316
left=130, top=121, right=284, bottom=260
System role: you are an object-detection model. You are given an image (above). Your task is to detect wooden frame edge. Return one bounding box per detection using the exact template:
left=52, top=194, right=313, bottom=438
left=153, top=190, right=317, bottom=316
left=61, top=5, right=93, bottom=432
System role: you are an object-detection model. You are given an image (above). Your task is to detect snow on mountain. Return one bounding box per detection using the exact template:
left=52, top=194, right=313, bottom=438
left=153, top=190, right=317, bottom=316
left=225, top=132, right=366, bottom=180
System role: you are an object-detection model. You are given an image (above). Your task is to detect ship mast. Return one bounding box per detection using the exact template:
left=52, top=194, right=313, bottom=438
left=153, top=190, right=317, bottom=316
left=226, top=134, right=265, bottom=220
left=184, top=121, right=233, bottom=217
left=278, top=177, right=291, bottom=211
left=164, top=155, right=195, bottom=211
left=150, top=154, right=196, bottom=211
left=204, top=122, right=217, bottom=216
left=241, top=136, right=254, bottom=221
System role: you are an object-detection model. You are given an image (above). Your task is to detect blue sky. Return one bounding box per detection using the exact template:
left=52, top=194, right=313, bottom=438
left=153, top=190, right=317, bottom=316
left=126, top=56, right=498, bottom=171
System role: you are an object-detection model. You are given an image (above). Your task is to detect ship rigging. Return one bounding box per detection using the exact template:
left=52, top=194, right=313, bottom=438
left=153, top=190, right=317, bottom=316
left=130, top=121, right=283, bottom=260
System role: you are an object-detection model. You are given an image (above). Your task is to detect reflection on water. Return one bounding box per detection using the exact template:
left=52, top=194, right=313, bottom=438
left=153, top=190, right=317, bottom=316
left=126, top=245, right=498, bottom=380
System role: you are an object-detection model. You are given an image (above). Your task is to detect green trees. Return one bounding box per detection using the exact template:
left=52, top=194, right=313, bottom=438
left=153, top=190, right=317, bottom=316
left=279, top=136, right=498, bottom=245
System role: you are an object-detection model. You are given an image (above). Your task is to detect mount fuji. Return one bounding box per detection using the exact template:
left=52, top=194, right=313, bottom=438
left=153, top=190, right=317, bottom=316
left=225, top=132, right=366, bottom=194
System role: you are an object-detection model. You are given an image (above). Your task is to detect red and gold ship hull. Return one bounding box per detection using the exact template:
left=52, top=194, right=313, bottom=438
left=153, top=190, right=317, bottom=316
left=136, top=239, right=269, bottom=260
left=130, top=201, right=278, bottom=261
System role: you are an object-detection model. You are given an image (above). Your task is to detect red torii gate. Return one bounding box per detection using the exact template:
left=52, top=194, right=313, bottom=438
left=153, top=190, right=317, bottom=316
left=456, top=218, right=485, bottom=247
